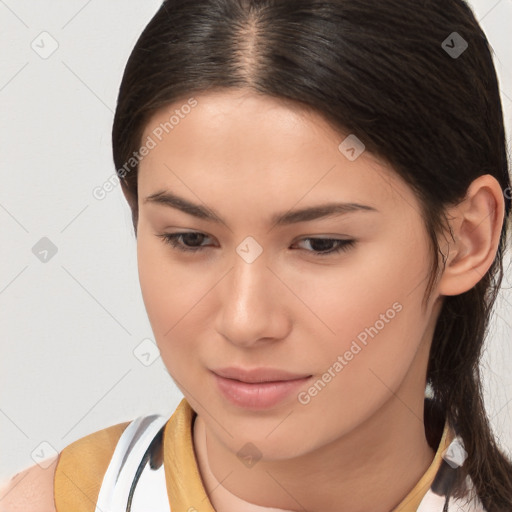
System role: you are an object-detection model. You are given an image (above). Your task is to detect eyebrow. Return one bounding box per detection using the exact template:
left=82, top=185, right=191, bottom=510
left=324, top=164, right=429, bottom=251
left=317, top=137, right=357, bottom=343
left=143, top=190, right=378, bottom=227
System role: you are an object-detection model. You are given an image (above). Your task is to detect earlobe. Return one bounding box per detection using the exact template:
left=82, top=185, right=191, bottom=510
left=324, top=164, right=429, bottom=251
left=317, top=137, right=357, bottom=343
left=437, top=174, right=505, bottom=297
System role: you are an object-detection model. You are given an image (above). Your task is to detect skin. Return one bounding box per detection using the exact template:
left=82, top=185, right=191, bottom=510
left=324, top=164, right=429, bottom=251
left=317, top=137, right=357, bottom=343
left=131, top=88, right=504, bottom=512
left=0, top=455, right=58, bottom=512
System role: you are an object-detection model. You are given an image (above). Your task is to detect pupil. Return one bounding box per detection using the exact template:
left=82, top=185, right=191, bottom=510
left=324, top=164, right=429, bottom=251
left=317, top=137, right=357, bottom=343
left=311, top=239, right=333, bottom=252
left=184, top=233, right=204, bottom=246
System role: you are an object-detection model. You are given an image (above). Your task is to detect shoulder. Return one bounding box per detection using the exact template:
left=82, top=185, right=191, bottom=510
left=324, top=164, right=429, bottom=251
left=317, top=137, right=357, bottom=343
left=0, top=455, right=59, bottom=512
left=0, top=420, right=132, bottom=512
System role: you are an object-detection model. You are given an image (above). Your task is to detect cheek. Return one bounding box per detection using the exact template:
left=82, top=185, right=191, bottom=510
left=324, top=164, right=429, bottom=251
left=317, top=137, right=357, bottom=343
left=295, top=228, right=431, bottom=410
left=136, top=229, right=206, bottom=355
left=291, top=227, right=427, bottom=347
left=137, top=234, right=174, bottom=335
left=136, top=236, right=209, bottom=394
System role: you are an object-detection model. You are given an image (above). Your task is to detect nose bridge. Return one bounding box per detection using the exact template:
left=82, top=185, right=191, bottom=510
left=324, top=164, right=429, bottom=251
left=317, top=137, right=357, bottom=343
left=228, top=236, right=270, bottom=313
left=215, top=236, right=287, bottom=346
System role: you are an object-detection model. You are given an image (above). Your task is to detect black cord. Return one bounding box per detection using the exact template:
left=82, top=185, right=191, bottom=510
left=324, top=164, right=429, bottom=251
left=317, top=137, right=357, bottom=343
left=443, top=494, right=450, bottom=512
left=126, top=425, right=166, bottom=512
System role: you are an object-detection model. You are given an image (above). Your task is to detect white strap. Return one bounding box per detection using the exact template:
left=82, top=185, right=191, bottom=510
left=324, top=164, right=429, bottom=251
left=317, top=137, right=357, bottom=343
left=130, top=445, right=172, bottom=512
left=95, top=414, right=171, bottom=512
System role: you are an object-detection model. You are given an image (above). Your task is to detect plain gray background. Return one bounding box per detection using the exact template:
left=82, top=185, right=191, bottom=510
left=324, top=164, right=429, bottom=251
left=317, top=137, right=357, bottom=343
left=1, top=0, right=511, bottom=481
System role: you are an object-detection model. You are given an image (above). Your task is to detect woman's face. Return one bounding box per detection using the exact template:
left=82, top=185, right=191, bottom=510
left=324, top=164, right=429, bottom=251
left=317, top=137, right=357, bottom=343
left=136, top=88, right=442, bottom=459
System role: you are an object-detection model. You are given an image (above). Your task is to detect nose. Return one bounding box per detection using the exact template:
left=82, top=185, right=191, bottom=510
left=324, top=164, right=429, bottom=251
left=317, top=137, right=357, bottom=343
left=214, top=249, right=291, bottom=348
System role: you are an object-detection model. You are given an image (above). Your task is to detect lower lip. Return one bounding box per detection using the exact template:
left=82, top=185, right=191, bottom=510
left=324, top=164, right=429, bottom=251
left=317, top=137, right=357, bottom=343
left=212, top=372, right=312, bottom=410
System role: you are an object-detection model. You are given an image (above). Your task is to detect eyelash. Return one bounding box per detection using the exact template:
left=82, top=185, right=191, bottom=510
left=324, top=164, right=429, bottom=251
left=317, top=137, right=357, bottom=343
left=156, top=232, right=356, bottom=257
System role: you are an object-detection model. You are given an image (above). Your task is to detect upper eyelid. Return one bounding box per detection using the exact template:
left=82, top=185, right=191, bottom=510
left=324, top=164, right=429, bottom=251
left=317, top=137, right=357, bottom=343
left=160, top=233, right=356, bottom=259
left=162, top=232, right=355, bottom=249
left=163, top=231, right=353, bottom=241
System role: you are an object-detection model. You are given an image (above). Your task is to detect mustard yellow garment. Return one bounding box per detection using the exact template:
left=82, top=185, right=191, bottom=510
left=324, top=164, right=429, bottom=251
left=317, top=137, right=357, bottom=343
left=53, top=419, right=131, bottom=512
left=54, top=398, right=453, bottom=512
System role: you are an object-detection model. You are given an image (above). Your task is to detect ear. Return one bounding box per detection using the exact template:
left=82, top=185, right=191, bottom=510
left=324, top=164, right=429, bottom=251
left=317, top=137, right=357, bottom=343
left=437, top=174, right=505, bottom=296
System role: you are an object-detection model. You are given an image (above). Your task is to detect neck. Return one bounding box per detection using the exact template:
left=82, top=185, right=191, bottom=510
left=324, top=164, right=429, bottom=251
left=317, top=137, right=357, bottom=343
left=194, top=379, right=436, bottom=512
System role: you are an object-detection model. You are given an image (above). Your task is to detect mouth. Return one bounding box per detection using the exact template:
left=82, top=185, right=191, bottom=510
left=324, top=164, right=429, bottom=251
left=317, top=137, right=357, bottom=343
left=211, top=366, right=312, bottom=383
left=210, top=367, right=313, bottom=409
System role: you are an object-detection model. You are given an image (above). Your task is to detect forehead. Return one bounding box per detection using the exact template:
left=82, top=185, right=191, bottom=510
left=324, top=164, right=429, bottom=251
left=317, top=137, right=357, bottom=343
left=142, top=88, right=343, bottom=159
left=137, top=89, right=415, bottom=216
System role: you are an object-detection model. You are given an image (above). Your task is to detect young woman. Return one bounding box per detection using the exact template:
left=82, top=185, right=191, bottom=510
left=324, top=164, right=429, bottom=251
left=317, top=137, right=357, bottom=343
left=2, top=0, right=511, bottom=511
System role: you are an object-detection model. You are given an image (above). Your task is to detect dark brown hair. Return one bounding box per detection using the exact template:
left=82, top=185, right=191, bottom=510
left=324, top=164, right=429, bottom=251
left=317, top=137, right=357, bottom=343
left=112, top=1, right=512, bottom=509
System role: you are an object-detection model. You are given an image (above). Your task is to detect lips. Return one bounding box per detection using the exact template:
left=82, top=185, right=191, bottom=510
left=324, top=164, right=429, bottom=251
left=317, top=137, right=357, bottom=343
left=211, top=368, right=313, bottom=409
left=211, top=366, right=312, bottom=383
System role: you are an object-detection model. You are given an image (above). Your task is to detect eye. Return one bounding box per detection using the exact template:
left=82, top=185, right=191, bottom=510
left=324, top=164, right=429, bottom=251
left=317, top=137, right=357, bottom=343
left=156, top=232, right=213, bottom=252
left=293, top=237, right=356, bottom=256
left=157, top=232, right=355, bottom=257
